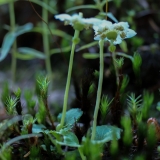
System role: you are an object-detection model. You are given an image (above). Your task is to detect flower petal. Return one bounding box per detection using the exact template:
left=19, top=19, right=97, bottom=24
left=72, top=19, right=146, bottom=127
left=94, top=35, right=101, bottom=41
left=126, top=29, right=137, bottom=38
left=118, top=22, right=129, bottom=29
left=113, top=35, right=122, bottom=44
left=55, top=14, right=71, bottom=21
left=84, top=18, right=102, bottom=25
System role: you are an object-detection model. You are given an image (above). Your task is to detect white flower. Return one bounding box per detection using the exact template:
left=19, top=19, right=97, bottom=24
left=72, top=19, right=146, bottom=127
left=55, top=13, right=101, bottom=31
left=93, top=20, right=136, bottom=44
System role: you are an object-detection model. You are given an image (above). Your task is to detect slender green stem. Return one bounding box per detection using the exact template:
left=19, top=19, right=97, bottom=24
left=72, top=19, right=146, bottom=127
left=9, top=0, right=17, bottom=82
left=48, top=134, right=62, bottom=154
left=112, top=51, right=119, bottom=86
left=116, top=52, right=133, bottom=61
left=91, top=40, right=104, bottom=140
left=78, top=147, right=86, bottom=160
left=106, top=0, right=108, bottom=19
left=42, top=0, right=52, bottom=79
left=56, top=30, right=80, bottom=131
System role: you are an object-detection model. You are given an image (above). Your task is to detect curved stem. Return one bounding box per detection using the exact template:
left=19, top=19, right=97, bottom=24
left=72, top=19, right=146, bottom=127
left=42, top=0, right=52, bottom=79
left=56, top=30, right=80, bottom=131
left=91, top=40, right=104, bottom=140
left=9, top=0, right=17, bottom=82
left=116, top=52, right=133, bottom=61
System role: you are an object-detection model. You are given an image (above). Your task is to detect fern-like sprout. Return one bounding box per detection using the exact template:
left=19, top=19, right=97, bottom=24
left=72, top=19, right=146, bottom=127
left=114, top=57, right=124, bottom=69
left=36, top=76, right=50, bottom=99
left=5, top=96, right=18, bottom=115
left=100, top=95, right=114, bottom=121
left=127, top=93, right=142, bottom=124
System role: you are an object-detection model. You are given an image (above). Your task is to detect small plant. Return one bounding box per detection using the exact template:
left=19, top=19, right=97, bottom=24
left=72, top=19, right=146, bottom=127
left=0, top=0, right=159, bottom=160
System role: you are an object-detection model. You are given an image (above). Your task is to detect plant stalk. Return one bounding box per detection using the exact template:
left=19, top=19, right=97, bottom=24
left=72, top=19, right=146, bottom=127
left=91, top=40, right=104, bottom=140
left=9, top=0, right=17, bottom=82
left=42, top=0, right=52, bottom=79
left=78, top=147, right=86, bottom=160
left=112, top=51, right=119, bottom=86
left=44, top=99, right=55, bottom=130
left=106, top=0, right=108, bottom=19
left=56, top=30, right=80, bottom=131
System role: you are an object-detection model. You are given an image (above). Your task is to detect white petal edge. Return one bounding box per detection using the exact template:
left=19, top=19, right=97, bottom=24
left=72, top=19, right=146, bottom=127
left=55, top=14, right=71, bottom=21
left=126, top=29, right=137, bottom=38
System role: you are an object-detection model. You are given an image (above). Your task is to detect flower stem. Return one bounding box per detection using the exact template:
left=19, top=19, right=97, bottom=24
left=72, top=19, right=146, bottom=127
left=112, top=51, right=119, bottom=86
left=56, top=30, right=80, bottom=131
left=9, top=0, right=17, bottom=82
left=42, top=0, right=52, bottom=79
left=91, top=40, right=104, bottom=140
left=116, top=52, right=133, bottom=61
left=106, top=0, right=108, bottom=19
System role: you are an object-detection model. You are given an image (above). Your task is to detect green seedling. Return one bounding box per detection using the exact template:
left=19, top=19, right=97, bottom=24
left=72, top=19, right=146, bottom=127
left=121, top=116, right=132, bottom=146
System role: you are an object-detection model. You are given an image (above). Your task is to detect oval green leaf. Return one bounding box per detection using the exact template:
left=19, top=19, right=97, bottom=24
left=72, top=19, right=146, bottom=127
left=15, top=23, right=33, bottom=36
left=93, top=125, right=122, bottom=144
left=17, top=47, right=45, bottom=59
left=0, top=32, right=16, bottom=61
left=58, top=108, right=83, bottom=129
left=82, top=53, right=99, bottom=59
left=76, top=41, right=98, bottom=52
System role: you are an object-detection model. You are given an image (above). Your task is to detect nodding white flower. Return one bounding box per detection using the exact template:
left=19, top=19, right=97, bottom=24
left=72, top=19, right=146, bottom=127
left=55, top=13, right=101, bottom=31
left=93, top=20, right=136, bottom=45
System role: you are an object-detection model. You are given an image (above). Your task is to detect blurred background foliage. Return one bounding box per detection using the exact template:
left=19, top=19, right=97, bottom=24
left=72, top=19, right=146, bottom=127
left=0, top=0, right=160, bottom=99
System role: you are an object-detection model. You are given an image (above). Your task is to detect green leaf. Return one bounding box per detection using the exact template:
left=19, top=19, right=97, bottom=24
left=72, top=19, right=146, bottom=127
left=120, top=75, right=129, bottom=93
left=50, top=46, right=71, bottom=55
left=93, top=125, right=122, bottom=144
left=15, top=52, right=38, bottom=60
left=29, top=0, right=57, bottom=14
left=83, top=53, right=111, bottom=59
left=0, top=116, right=22, bottom=133
left=119, top=40, right=128, bottom=52
left=142, top=91, right=154, bottom=119
left=82, top=53, right=99, bottom=59
left=0, top=0, right=12, bottom=5
left=32, top=124, right=46, bottom=133
left=0, top=23, right=33, bottom=61
left=81, top=137, right=103, bottom=159
left=17, top=47, right=45, bottom=59
left=58, top=108, right=83, bottom=129
left=0, top=32, right=16, bottom=61
left=49, top=130, right=61, bottom=140
left=132, top=52, right=142, bottom=76
left=66, top=5, right=97, bottom=12
left=15, top=23, right=33, bottom=36
left=31, top=27, right=72, bottom=40
left=65, top=150, right=81, bottom=160
left=100, top=95, right=113, bottom=118
left=76, top=41, right=98, bottom=52
left=56, top=129, right=80, bottom=147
